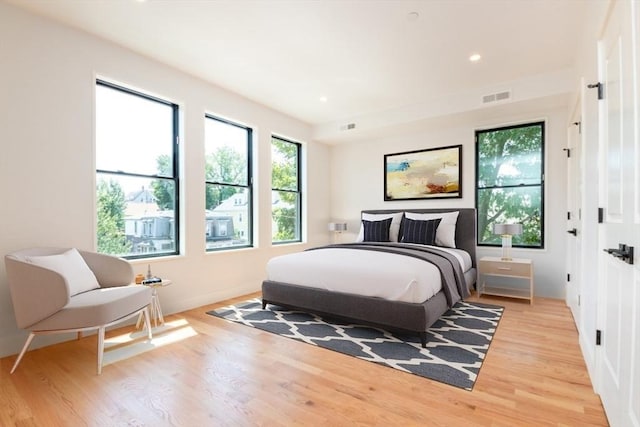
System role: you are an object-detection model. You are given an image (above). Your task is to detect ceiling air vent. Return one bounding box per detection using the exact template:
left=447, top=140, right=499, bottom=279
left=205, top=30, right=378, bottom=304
left=340, top=123, right=356, bottom=131
left=482, top=90, right=512, bottom=105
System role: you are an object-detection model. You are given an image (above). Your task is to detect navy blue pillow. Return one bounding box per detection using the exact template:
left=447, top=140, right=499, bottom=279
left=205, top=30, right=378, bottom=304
left=401, top=218, right=442, bottom=245
left=362, top=218, right=393, bottom=242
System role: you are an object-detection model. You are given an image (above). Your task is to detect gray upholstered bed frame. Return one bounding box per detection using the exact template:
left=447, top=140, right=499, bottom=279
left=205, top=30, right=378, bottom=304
left=262, top=208, right=477, bottom=347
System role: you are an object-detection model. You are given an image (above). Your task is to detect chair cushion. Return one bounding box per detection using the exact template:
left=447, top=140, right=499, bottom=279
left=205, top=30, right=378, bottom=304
left=28, top=285, right=152, bottom=331
left=25, top=248, right=100, bottom=296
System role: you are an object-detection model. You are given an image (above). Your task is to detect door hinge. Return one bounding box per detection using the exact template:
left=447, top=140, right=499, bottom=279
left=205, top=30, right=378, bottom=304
left=587, top=82, right=604, bottom=100
left=598, top=207, right=604, bottom=223
left=578, top=295, right=581, bottom=306
left=596, top=329, right=602, bottom=346
left=567, top=273, right=571, bottom=282
left=573, top=121, right=582, bottom=134
left=567, top=211, right=571, bottom=220
left=563, top=148, right=571, bottom=158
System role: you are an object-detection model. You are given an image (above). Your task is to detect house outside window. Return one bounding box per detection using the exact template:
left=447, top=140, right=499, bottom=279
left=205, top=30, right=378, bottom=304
left=205, top=115, right=253, bottom=250
left=475, top=121, right=545, bottom=248
left=95, top=80, right=179, bottom=259
left=271, top=136, right=301, bottom=243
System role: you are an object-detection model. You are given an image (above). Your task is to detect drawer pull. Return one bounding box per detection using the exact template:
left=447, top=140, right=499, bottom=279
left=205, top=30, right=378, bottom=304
left=497, top=267, right=512, bottom=271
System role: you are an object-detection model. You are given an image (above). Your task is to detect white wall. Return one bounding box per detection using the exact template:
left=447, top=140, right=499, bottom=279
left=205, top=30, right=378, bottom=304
left=329, top=104, right=569, bottom=299
left=0, top=3, right=331, bottom=357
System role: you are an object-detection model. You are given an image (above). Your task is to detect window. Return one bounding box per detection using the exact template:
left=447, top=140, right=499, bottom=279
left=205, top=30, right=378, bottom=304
left=271, top=136, right=301, bottom=243
left=205, top=115, right=253, bottom=250
left=96, top=80, right=179, bottom=259
left=475, top=121, right=545, bottom=248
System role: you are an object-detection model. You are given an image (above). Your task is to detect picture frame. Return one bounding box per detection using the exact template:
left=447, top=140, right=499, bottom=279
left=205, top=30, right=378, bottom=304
left=384, top=144, right=462, bottom=201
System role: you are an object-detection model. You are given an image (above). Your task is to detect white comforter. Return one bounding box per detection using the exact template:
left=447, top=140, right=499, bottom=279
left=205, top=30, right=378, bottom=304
left=266, top=245, right=471, bottom=304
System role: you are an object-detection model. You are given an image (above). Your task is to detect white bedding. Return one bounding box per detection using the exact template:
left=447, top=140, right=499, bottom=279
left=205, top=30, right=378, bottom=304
left=266, top=245, right=472, bottom=304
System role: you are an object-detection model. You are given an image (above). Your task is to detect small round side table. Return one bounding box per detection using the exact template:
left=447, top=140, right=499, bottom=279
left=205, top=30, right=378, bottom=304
left=136, top=279, right=172, bottom=329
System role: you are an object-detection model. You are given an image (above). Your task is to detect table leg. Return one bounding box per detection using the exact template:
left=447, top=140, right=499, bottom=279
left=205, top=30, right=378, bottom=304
left=136, top=287, right=165, bottom=329
left=136, top=311, right=144, bottom=329
left=155, top=294, right=164, bottom=326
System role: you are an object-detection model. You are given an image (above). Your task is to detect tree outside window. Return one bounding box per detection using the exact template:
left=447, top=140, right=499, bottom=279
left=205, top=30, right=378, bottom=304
left=475, top=122, right=545, bottom=248
left=271, top=136, right=301, bottom=243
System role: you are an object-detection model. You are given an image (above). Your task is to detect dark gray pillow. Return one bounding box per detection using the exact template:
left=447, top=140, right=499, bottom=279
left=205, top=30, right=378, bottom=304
left=362, top=218, right=393, bottom=242
left=401, top=218, right=442, bottom=245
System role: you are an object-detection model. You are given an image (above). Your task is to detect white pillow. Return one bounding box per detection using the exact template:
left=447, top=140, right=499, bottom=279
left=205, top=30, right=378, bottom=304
left=404, top=211, right=459, bottom=248
left=356, top=212, right=404, bottom=243
left=26, top=248, right=100, bottom=296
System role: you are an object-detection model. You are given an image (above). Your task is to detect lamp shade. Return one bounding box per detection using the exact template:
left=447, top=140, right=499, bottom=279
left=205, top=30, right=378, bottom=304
left=493, top=223, right=523, bottom=236
left=328, top=222, right=347, bottom=232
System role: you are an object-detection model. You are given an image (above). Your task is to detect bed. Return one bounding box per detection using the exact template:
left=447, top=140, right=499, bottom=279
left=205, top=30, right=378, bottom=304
left=261, top=208, right=477, bottom=347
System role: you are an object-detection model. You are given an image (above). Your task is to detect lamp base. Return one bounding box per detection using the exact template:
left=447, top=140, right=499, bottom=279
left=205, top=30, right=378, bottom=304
left=501, top=234, right=513, bottom=261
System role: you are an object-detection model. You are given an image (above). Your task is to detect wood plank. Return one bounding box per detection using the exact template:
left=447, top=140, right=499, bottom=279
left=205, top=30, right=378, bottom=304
left=0, top=293, right=608, bottom=426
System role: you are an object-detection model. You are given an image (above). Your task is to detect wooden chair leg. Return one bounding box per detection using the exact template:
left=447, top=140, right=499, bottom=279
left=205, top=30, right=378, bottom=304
left=97, top=326, right=105, bottom=375
left=11, top=332, right=35, bottom=374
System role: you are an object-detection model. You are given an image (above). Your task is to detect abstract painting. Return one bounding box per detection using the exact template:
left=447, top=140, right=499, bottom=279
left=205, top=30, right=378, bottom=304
left=384, top=145, right=462, bottom=200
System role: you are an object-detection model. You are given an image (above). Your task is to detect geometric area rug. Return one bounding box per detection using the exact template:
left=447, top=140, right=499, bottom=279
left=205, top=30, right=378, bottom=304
left=207, top=298, right=503, bottom=390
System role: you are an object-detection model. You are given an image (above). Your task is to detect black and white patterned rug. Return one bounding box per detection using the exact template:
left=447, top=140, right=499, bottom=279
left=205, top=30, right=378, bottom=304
left=208, top=298, right=503, bottom=390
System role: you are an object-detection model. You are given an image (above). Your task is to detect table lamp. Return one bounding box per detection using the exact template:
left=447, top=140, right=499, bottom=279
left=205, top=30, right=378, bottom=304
left=493, top=223, right=523, bottom=261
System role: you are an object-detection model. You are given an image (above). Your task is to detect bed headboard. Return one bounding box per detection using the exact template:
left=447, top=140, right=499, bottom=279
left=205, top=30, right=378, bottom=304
left=361, top=208, right=477, bottom=268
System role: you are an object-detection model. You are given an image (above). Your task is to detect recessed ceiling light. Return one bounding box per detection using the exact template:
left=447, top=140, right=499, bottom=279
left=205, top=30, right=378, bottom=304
left=469, top=53, right=482, bottom=62
left=319, top=96, right=328, bottom=103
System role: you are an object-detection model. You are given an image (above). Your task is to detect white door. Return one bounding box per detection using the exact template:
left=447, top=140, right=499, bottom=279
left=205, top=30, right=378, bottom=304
left=566, top=105, right=582, bottom=323
left=597, top=1, right=639, bottom=425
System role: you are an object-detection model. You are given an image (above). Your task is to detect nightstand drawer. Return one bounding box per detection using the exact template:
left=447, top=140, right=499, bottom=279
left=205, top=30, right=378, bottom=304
left=480, top=260, right=531, bottom=277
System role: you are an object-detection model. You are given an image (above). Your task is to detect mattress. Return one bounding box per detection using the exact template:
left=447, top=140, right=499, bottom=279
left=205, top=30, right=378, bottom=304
left=266, top=244, right=472, bottom=304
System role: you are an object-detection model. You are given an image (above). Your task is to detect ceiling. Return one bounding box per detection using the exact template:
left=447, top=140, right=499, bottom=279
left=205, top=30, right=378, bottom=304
left=7, top=0, right=586, bottom=134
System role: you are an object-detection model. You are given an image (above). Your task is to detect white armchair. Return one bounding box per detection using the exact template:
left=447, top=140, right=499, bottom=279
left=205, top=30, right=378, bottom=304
left=5, top=247, right=153, bottom=374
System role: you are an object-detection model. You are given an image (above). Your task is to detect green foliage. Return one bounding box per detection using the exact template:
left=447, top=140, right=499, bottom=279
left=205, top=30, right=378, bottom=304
left=271, top=139, right=299, bottom=241
left=96, top=179, right=131, bottom=255
left=151, top=155, right=174, bottom=210
left=272, top=198, right=299, bottom=242
left=271, top=139, right=298, bottom=193
left=205, top=146, right=246, bottom=209
left=477, top=124, right=543, bottom=247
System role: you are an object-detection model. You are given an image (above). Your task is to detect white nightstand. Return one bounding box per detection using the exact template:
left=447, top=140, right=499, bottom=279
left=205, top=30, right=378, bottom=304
left=478, top=256, right=533, bottom=304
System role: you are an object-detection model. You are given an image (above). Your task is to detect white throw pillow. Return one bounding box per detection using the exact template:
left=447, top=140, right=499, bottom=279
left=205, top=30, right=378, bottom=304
left=26, top=248, right=100, bottom=296
left=404, top=211, right=459, bottom=248
left=356, top=212, right=404, bottom=243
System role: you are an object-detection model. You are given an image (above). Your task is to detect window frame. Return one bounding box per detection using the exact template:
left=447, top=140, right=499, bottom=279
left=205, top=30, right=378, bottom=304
left=204, top=114, right=254, bottom=251
left=474, top=121, right=545, bottom=249
left=95, top=79, right=180, bottom=260
left=271, top=135, right=302, bottom=244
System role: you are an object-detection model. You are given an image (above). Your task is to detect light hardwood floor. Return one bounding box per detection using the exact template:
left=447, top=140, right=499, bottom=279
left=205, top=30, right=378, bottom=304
left=0, top=292, right=608, bottom=426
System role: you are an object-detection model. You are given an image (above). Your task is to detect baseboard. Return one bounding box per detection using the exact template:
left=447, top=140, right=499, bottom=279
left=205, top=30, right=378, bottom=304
left=578, top=326, right=599, bottom=393
left=159, top=282, right=261, bottom=317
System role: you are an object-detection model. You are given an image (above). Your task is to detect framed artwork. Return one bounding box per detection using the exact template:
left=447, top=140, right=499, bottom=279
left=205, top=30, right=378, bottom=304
left=384, top=144, right=462, bottom=201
